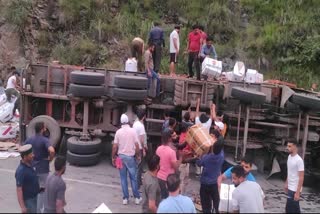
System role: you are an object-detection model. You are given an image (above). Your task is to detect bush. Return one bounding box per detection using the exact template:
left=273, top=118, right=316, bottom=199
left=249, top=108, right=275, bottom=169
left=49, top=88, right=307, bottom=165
left=5, top=0, right=32, bottom=32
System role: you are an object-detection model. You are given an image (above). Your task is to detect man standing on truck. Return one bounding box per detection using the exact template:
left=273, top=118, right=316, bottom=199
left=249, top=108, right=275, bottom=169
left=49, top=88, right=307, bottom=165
left=149, top=22, right=165, bottom=73
left=6, top=68, right=20, bottom=90
left=145, top=43, right=160, bottom=97
left=169, top=25, right=180, bottom=77
left=24, top=122, right=55, bottom=213
left=285, top=139, right=304, bottom=213
left=186, top=25, right=202, bottom=80
left=131, top=37, right=145, bottom=72
left=112, top=114, right=142, bottom=205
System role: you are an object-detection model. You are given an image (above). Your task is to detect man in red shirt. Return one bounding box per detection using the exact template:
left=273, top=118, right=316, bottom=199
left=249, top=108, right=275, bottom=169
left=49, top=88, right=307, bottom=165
left=186, top=25, right=202, bottom=80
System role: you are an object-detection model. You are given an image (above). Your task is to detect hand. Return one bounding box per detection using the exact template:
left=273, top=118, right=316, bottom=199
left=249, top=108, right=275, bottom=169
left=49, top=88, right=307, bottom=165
left=294, top=192, right=300, bottom=201
left=143, top=148, right=147, bottom=157
left=284, top=184, right=288, bottom=194
left=21, top=207, right=27, bottom=213
left=147, top=71, right=152, bottom=77
left=136, top=155, right=141, bottom=164
left=112, top=158, right=116, bottom=167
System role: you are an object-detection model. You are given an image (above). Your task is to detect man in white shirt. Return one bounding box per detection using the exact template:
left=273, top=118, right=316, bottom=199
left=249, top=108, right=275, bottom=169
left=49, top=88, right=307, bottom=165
left=285, top=139, right=304, bottom=213
left=133, top=109, right=147, bottom=190
left=6, top=69, right=20, bottom=89
left=169, top=25, right=180, bottom=76
left=231, top=165, right=265, bottom=213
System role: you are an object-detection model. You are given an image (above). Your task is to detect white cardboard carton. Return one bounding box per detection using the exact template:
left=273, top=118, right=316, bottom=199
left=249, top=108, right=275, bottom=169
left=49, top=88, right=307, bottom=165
left=224, top=71, right=234, bottom=81
left=233, top=61, right=245, bottom=81
left=125, top=58, right=138, bottom=72
left=256, top=73, right=264, bottom=83
left=245, top=69, right=258, bottom=83
left=219, top=183, right=236, bottom=212
left=201, top=57, right=222, bottom=78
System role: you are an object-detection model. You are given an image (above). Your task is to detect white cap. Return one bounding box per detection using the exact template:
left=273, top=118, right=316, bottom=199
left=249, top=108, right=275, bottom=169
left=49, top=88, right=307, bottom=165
left=215, top=121, right=225, bottom=131
left=120, top=114, right=129, bottom=124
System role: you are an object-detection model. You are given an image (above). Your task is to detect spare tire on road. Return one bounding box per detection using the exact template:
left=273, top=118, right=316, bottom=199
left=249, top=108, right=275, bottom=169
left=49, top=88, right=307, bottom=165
left=231, top=87, right=266, bottom=105
left=114, top=75, right=148, bottom=89
left=67, top=151, right=101, bottom=166
left=67, top=137, right=102, bottom=155
left=290, top=93, right=320, bottom=110
left=26, top=115, right=61, bottom=147
left=69, top=83, right=105, bottom=97
left=70, top=71, right=105, bottom=86
left=113, top=88, right=147, bottom=101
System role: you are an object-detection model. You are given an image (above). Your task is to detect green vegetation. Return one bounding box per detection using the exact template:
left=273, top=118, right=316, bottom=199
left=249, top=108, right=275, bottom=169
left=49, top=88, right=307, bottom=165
left=3, top=0, right=320, bottom=88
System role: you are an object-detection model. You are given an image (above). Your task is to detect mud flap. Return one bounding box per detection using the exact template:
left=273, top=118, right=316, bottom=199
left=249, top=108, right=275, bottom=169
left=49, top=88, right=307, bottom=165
left=268, top=157, right=281, bottom=179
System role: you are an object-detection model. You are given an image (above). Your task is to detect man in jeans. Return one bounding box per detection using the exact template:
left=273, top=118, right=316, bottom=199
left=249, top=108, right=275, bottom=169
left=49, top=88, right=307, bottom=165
left=145, top=43, right=160, bottom=97
left=24, top=122, right=55, bottom=213
left=186, top=25, right=201, bottom=80
left=15, top=144, right=40, bottom=213
left=148, top=22, right=165, bottom=73
left=112, top=114, right=142, bottom=205
left=285, top=139, right=304, bottom=213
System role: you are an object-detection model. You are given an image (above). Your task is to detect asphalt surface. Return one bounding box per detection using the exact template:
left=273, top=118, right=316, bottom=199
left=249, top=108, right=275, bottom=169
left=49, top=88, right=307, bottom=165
left=0, top=156, right=319, bottom=213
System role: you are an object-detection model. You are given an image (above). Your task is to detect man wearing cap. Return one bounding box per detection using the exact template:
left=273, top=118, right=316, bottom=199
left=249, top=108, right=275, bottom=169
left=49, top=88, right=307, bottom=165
left=24, top=122, right=55, bottom=213
left=112, top=114, right=142, bottom=205
left=15, top=144, right=40, bottom=213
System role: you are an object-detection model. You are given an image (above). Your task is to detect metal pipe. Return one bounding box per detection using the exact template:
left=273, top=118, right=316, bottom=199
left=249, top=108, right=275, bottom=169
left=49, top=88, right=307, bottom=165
left=83, top=101, right=89, bottom=134
left=242, top=105, right=250, bottom=158
left=235, top=104, right=242, bottom=161
left=296, top=112, right=302, bottom=142
left=250, top=121, right=294, bottom=128
left=302, top=113, right=309, bottom=160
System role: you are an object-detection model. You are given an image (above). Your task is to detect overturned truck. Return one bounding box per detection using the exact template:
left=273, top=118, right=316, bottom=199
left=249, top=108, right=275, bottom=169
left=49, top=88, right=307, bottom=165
left=19, top=63, right=320, bottom=185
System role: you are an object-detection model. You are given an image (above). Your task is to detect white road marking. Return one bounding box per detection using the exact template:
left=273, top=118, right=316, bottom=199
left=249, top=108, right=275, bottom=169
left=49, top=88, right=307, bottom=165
left=0, top=167, right=126, bottom=190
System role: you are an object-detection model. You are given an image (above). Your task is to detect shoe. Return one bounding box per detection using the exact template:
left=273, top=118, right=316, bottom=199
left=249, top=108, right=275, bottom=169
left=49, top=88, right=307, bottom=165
left=135, top=197, right=142, bottom=205
left=123, top=199, right=128, bottom=205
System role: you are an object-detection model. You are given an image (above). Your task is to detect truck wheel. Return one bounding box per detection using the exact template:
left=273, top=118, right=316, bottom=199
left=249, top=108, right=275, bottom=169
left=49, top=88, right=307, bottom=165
left=113, top=88, right=147, bottom=101
left=231, top=87, right=266, bottom=105
left=67, top=137, right=102, bottom=155
left=114, top=75, right=148, bottom=89
left=67, top=151, right=101, bottom=166
left=69, top=83, right=104, bottom=97
left=70, top=71, right=105, bottom=86
left=290, top=93, right=320, bottom=110
left=26, top=115, right=61, bottom=147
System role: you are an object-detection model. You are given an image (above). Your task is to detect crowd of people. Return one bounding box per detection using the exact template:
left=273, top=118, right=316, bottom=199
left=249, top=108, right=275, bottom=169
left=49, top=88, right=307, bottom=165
left=130, top=23, right=219, bottom=99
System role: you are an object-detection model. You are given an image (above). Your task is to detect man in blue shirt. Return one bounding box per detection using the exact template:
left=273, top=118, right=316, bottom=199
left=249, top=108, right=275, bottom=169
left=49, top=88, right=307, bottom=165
left=218, top=157, right=256, bottom=189
left=24, top=122, right=55, bottom=213
left=200, top=36, right=218, bottom=62
left=196, top=130, right=224, bottom=213
left=15, top=144, right=40, bottom=213
left=148, top=22, right=165, bottom=73
left=157, top=173, right=196, bottom=213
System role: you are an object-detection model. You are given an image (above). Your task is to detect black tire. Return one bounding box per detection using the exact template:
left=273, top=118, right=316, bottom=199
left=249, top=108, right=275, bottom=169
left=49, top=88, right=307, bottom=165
left=114, top=75, right=148, bottom=89
left=26, top=115, right=61, bottom=147
left=231, top=87, right=266, bottom=105
left=70, top=71, right=105, bottom=86
left=67, top=150, right=101, bottom=166
left=69, top=83, right=104, bottom=97
left=290, top=93, right=320, bottom=110
left=113, top=88, right=147, bottom=101
left=67, top=137, right=102, bottom=155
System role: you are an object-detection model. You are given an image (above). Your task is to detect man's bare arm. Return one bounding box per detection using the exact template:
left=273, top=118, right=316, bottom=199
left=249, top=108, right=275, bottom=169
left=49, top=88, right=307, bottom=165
left=16, top=187, right=27, bottom=213
left=48, top=146, right=55, bottom=161
left=148, top=199, right=157, bottom=213
left=196, top=98, right=200, bottom=117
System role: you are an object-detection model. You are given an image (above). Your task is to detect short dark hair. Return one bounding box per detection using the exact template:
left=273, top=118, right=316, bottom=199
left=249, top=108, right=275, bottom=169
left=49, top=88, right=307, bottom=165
left=164, top=109, right=171, bottom=117
left=136, top=109, right=146, bottom=120
left=35, top=122, right=44, bottom=134
left=192, top=24, right=198, bottom=30
left=213, top=137, right=224, bottom=155
left=240, top=156, right=253, bottom=166
left=54, top=156, right=66, bottom=171
left=180, top=123, right=189, bottom=133
left=286, top=138, right=298, bottom=145
left=211, top=129, right=221, bottom=139
left=148, top=154, right=160, bottom=171
left=167, top=173, right=181, bottom=192
left=231, top=165, right=246, bottom=178
left=183, top=112, right=190, bottom=121
left=199, top=25, right=204, bottom=31
left=206, top=36, right=213, bottom=42
left=154, top=21, right=160, bottom=26
left=148, top=42, right=155, bottom=48
left=10, top=66, right=16, bottom=70
left=13, top=70, right=20, bottom=76
left=162, top=128, right=173, bottom=144
left=174, top=25, right=181, bottom=30
left=169, top=118, right=176, bottom=127
left=199, top=113, right=209, bottom=123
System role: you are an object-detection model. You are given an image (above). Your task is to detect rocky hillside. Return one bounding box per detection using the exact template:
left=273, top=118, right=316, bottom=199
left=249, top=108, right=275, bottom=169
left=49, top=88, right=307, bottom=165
left=0, top=0, right=319, bottom=88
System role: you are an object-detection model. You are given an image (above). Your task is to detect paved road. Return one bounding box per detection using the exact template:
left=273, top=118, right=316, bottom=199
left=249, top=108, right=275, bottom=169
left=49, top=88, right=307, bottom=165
left=0, top=156, right=319, bottom=213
